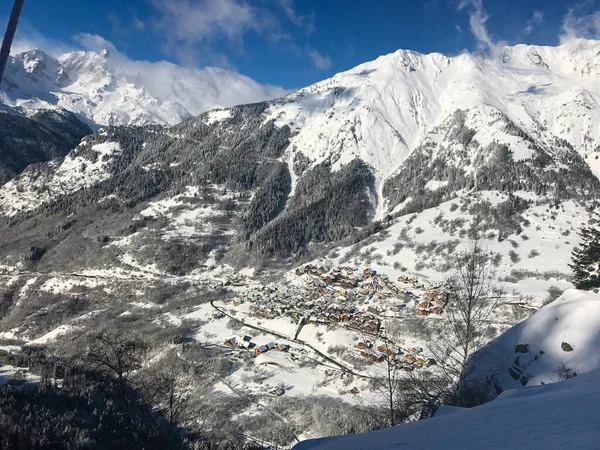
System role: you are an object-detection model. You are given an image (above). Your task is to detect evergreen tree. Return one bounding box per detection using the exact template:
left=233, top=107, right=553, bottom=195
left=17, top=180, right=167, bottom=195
left=570, top=216, right=600, bottom=291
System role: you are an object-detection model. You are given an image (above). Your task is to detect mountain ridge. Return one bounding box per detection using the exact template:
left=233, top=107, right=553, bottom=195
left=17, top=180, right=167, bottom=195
left=1, top=47, right=288, bottom=128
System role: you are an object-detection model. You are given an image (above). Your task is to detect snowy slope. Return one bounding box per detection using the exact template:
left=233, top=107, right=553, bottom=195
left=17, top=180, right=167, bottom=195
left=294, top=367, right=600, bottom=450
left=0, top=48, right=287, bottom=128
left=469, top=288, right=600, bottom=389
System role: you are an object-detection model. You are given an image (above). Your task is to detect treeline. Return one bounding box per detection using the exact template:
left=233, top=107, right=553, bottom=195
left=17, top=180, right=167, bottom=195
left=0, top=108, right=91, bottom=185
left=383, top=109, right=600, bottom=219
left=251, top=159, right=375, bottom=256
left=0, top=332, right=261, bottom=450
left=1, top=100, right=380, bottom=269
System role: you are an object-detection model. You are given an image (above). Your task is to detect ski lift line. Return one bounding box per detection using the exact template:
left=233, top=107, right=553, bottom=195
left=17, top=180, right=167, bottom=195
left=0, top=0, right=26, bottom=87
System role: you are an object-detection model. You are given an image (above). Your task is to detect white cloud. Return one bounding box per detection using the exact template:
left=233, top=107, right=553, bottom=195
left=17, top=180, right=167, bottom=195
left=309, top=50, right=332, bottom=70
left=524, top=10, right=544, bottom=35
left=72, top=33, right=289, bottom=114
left=9, top=21, right=76, bottom=56
left=277, top=0, right=315, bottom=34
left=458, top=0, right=493, bottom=50
left=148, top=0, right=322, bottom=68
left=457, top=0, right=505, bottom=54
left=561, top=5, right=600, bottom=42
left=151, top=0, right=271, bottom=46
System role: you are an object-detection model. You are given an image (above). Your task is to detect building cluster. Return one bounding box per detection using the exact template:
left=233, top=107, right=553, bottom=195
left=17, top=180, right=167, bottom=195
left=355, top=341, right=436, bottom=371
left=224, top=265, right=449, bottom=353
left=416, top=289, right=448, bottom=317
left=223, top=334, right=291, bottom=355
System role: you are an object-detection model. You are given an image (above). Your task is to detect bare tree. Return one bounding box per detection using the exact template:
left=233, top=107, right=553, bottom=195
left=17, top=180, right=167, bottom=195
left=368, top=351, right=406, bottom=427
left=83, top=329, right=149, bottom=412
left=0, top=0, right=25, bottom=86
left=428, top=240, right=504, bottom=406
left=362, top=327, right=416, bottom=427
left=144, top=352, right=192, bottom=431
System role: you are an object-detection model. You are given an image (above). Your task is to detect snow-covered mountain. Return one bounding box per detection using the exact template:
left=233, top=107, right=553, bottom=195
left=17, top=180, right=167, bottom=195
left=0, top=48, right=287, bottom=128
left=3, top=40, right=600, bottom=447
left=1, top=40, right=600, bottom=290
left=2, top=39, right=600, bottom=329
left=264, top=38, right=600, bottom=218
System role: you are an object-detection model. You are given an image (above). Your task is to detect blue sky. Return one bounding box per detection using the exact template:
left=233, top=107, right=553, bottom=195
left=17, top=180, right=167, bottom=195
left=3, top=0, right=600, bottom=89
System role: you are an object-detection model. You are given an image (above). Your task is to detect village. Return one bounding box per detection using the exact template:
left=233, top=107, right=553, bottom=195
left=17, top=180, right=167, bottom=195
left=211, top=264, right=450, bottom=388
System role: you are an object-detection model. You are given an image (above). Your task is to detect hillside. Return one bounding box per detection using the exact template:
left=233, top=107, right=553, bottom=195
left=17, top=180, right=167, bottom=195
left=0, top=108, right=91, bottom=184
left=294, top=365, right=600, bottom=450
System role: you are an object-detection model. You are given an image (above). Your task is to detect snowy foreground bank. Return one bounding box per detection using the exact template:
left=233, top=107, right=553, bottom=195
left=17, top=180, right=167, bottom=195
left=296, top=289, right=600, bottom=449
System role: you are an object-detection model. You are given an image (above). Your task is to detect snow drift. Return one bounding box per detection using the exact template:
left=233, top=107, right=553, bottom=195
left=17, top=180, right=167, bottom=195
left=469, top=288, right=600, bottom=389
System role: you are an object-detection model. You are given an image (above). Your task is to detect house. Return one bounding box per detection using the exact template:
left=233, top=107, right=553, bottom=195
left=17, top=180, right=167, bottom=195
left=418, top=301, right=433, bottom=309
left=430, top=306, right=443, bottom=315
left=349, top=387, right=359, bottom=395
left=363, top=268, right=374, bottom=277
left=425, top=358, right=436, bottom=367
left=356, top=341, right=370, bottom=350
left=323, top=275, right=337, bottom=285
left=224, top=338, right=237, bottom=348
left=364, top=323, right=379, bottom=333
left=270, top=388, right=286, bottom=397
left=255, top=345, right=269, bottom=355
left=277, top=344, right=290, bottom=352
left=405, top=354, right=417, bottom=363
left=417, top=309, right=430, bottom=317
left=267, top=342, right=278, bottom=350
left=213, top=311, right=225, bottom=319
left=409, top=347, right=423, bottom=354
left=368, top=306, right=381, bottom=315
left=376, top=345, right=388, bottom=354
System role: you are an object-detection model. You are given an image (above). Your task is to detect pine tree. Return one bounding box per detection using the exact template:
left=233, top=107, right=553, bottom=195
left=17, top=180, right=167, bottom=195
left=570, top=217, right=600, bottom=291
